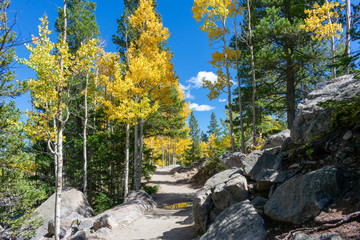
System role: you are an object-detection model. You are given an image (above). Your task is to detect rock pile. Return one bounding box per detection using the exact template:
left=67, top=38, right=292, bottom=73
left=192, top=75, right=360, bottom=239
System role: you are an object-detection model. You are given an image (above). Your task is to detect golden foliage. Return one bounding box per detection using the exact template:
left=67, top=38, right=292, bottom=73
left=300, top=1, right=343, bottom=40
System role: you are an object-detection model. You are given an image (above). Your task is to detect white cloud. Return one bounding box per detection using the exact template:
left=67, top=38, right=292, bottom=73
left=188, top=71, right=218, bottom=88
left=185, top=90, right=195, bottom=100
left=189, top=103, right=215, bottom=112
left=179, top=83, right=190, bottom=91
left=219, top=99, right=227, bottom=103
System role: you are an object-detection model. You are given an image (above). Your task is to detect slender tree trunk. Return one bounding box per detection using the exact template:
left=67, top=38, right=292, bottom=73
left=83, top=73, right=89, bottom=198
left=234, top=18, right=245, bottom=153
left=55, top=2, right=67, bottom=239
left=286, top=51, right=296, bottom=129
left=150, top=138, right=153, bottom=164
left=134, top=120, right=139, bottom=191
left=173, top=137, right=176, bottom=165
left=137, top=118, right=144, bottom=191
left=124, top=123, right=130, bottom=198
left=326, top=0, right=336, bottom=79
left=168, top=138, right=171, bottom=166
left=161, top=136, right=164, bottom=167
left=345, top=0, right=351, bottom=74
left=246, top=0, right=257, bottom=148
left=222, top=19, right=235, bottom=153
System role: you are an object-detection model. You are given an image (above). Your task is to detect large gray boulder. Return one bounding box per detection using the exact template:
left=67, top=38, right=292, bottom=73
left=92, top=191, right=156, bottom=227
left=219, top=152, right=246, bottom=169
left=32, top=188, right=93, bottom=239
left=291, top=75, right=360, bottom=145
left=241, top=151, right=286, bottom=190
left=193, top=168, right=248, bottom=235
left=199, top=200, right=267, bottom=240
left=262, top=129, right=290, bottom=150
left=264, top=166, right=343, bottom=225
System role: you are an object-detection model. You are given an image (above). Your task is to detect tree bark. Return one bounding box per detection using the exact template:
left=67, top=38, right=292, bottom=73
left=345, top=0, right=351, bottom=74
left=221, top=18, right=235, bottom=153
left=83, top=73, right=89, bottom=198
left=161, top=136, right=165, bottom=167
left=134, top=120, right=139, bottom=191
left=234, top=17, right=245, bottom=153
left=286, top=51, right=296, bottom=129
left=173, top=137, right=176, bottom=165
left=55, top=1, right=67, bottom=239
left=124, top=123, right=130, bottom=198
left=246, top=0, right=257, bottom=148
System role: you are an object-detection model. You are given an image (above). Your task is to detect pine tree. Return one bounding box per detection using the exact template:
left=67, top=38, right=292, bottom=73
left=188, top=112, right=200, bottom=162
left=207, top=112, right=221, bottom=139
left=0, top=2, right=45, bottom=236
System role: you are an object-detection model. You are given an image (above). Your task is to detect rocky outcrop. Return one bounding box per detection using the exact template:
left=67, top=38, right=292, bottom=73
left=199, top=200, right=267, bottom=240
left=193, top=168, right=248, bottom=235
left=291, top=75, right=360, bottom=145
left=219, top=152, right=246, bottom=169
left=264, top=166, right=343, bottom=225
left=263, top=129, right=290, bottom=150
left=32, top=188, right=93, bottom=239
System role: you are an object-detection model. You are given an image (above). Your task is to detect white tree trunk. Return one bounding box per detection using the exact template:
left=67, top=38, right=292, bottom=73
left=345, top=0, right=351, bottom=74
left=83, top=73, right=89, bottom=198
left=161, top=136, right=164, bottom=167
left=247, top=0, right=257, bottom=148
left=55, top=1, right=67, bottom=239
left=134, top=121, right=139, bottom=190
left=234, top=18, right=245, bottom=153
left=221, top=18, right=235, bottom=153
left=124, top=123, right=130, bottom=198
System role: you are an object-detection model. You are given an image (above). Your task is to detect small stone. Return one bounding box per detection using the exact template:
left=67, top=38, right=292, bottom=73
left=320, top=160, right=325, bottom=164
left=343, top=157, right=354, bottom=165
left=326, top=156, right=332, bottom=161
left=48, top=220, right=55, bottom=235
left=343, top=131, right=353, bottom=140
left=304, top=160, right=317, bottom=165
left=329, top=145, right=337, bottom=151
left=96, top=227, right=110, bottom=234
left=289, top=163, right=300, bottom=169
left=345, top=146, right=355, bottom=153
left=336, top=152, right=347, bottom=160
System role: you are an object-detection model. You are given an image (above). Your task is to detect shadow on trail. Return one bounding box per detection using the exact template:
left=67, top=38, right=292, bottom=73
left=155, top=192, right=195, bottom=206
left=161, top=225, right=195, bottom=240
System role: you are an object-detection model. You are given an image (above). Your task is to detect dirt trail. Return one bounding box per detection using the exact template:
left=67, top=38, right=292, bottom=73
left=106, top=166, right=198, bottom=240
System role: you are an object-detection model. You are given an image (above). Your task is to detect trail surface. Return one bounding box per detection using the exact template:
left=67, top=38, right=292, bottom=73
left=107, top=166, right=198, bottom=240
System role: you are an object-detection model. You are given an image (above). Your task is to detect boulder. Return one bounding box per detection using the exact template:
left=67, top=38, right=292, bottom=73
left=93, top=214, right=118, bottom=231
left=264, top=166, right=343, bottom=225
left=255, top=168, right=287, bottom=191
left=199, top=200, right=267, bottom=240
left=193, top=168, right=248, bottom=235
left=241, top=151, right=286, bottom=190
left=293, top=232, right=343, bottom=240
left=291, top=75, right=360, bottom=145
left=91, top=190, right=156, bottom=229
left=262, top=129, right=291, bottom=150
left=219, top=152, right=246, bottom=169
left=32, top=188, right=93, bottom=239
left=242, top=150, right=264, bottom=176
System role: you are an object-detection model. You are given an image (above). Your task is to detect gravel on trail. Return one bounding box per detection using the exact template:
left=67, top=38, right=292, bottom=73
left=98, top=166, right=199, bottom=240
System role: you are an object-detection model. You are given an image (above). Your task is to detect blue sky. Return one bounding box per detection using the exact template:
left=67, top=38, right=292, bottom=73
left=9, top=0, right=230, bottom=133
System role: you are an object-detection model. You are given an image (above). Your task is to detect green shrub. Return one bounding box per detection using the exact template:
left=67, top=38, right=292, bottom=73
left=142, top=184, right=160, bottom=195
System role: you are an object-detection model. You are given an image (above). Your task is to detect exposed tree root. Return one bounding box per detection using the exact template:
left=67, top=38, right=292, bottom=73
left=276, top=211, right=360, bottom=240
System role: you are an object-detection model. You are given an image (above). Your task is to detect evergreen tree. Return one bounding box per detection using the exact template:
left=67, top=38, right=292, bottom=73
left=201, top=131, right=208, bottom=143
left=207, top=112, right=221, bottom=139
left=0, top=1, right=45, bottom=237
left=187, top=112, right=200, bottom=161
left=55, top=0, right=99, bottom=53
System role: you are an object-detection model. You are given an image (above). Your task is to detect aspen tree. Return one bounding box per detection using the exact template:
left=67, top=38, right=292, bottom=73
left=21, top=4, right=69, bottom=237
left=192, top=0, right=243, bottom=153
left=300, top=1, right=343, bottom=79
